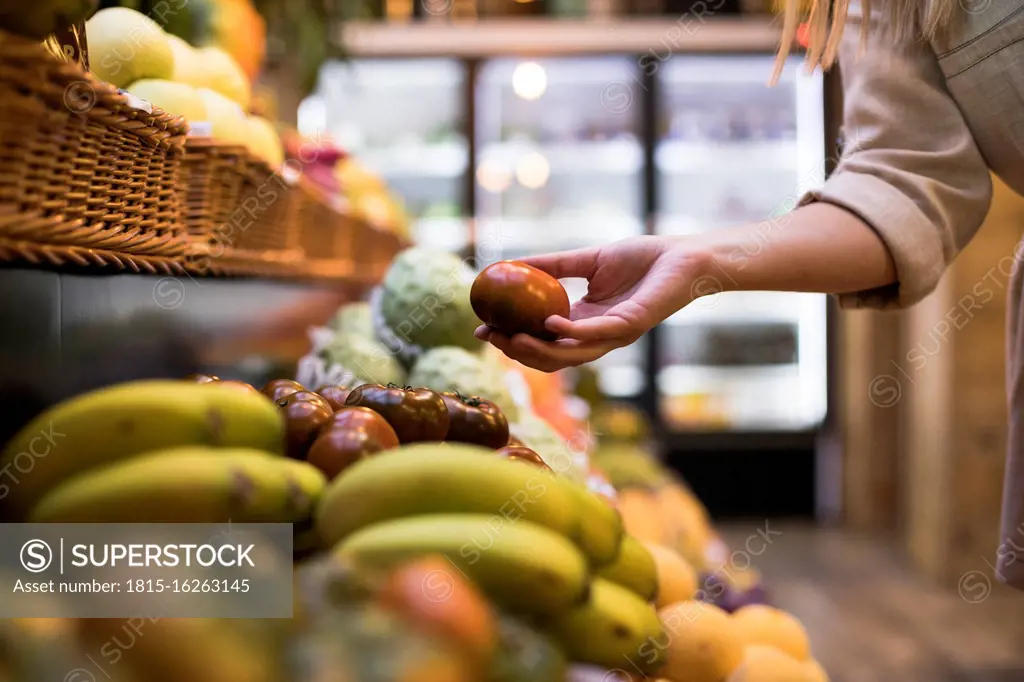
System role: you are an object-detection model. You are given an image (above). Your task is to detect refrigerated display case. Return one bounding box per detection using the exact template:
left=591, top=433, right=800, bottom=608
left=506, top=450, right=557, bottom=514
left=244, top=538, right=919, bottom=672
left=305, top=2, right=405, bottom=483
left=474, top=56, right=648, bottom=399
left=652, top=54, right=827, bottom=432
left=298, top=58, right=471, bottom=252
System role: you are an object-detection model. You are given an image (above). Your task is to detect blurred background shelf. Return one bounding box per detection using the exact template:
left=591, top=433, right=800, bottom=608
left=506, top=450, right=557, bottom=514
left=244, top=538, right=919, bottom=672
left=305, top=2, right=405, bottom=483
left=655, top=140, right=799, bottom=174
left=337, top=17, right=784, bottom=57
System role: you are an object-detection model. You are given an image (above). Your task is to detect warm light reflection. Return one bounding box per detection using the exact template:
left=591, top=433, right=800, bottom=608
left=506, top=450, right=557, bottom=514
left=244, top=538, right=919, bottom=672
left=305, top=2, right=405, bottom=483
left=515, top=152, right=550, bottom=189
left=477, top=160, right=512, bottom=193
left=512, top=62, right=547, bottom=100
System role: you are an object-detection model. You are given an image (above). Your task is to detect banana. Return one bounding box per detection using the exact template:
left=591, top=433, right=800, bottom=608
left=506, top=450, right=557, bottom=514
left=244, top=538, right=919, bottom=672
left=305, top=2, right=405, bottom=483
left=597, top=534, right=659, bottom=602
left=592, top=447, right=666, bottom=490
left=75, top=618, right=282, bottom=682
left=563, top=480, right=625, bottom=569
left=545, top=577, right=667, bottom=677
left=1, top=380, right=285, bottom=517
left=30, top=448, right=323, bottom=524
left=334, top=514, right=589, bottom=618
left=315, top=443, right=581, bottom=549
left=287, top=458, right=330, bottom=556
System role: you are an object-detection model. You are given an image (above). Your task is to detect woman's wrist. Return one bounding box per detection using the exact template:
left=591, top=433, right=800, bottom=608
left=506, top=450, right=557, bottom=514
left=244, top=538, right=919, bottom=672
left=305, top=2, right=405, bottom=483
left=668, top=203, right=897, bottom=297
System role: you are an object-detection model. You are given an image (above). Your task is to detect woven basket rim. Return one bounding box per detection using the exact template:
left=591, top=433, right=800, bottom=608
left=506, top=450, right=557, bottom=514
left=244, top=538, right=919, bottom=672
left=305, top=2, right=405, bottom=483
left=0, top=28, right=189, bottom=142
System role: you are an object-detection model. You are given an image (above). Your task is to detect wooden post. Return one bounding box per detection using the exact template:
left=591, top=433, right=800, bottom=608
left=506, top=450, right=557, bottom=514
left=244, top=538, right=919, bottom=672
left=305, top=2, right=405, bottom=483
left=838, top=307, right=905, bottom=532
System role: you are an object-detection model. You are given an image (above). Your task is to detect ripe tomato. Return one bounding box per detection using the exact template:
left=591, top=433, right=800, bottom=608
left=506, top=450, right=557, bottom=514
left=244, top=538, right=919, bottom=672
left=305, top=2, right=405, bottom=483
left=470, top=261, right=570, bottom=341
left=495, top=445, right=551, bottom=471
left=316, top=385, right=353, bottom=412
left=306, top=407, right=400, bottom=480
left=345, top=384, right=450, bottom=443
left=276, top=391, right=334, bottom=459
left=262, top=378, right=305, bottom=402
left=440, top=392, right=509, bottom=450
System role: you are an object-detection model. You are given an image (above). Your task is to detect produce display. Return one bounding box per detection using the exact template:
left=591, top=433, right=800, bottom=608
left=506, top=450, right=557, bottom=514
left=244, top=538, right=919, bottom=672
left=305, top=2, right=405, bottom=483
left=0, top=240, right=832, bottom=682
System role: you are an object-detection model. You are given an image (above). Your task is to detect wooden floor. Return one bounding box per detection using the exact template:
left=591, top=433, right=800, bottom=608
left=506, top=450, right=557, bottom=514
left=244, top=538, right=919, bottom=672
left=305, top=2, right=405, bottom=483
left=721, top=524, right=1024, bottom=682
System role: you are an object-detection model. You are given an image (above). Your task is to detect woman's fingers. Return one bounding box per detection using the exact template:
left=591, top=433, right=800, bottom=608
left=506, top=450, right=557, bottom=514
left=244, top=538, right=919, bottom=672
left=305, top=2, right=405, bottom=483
left=474, top=325, right=492, bottom=341
left=544, top=314, right=635, bottom=342
left=487, top=331, right=621, bottom=372
left=520, top=246, right=602, bottom=281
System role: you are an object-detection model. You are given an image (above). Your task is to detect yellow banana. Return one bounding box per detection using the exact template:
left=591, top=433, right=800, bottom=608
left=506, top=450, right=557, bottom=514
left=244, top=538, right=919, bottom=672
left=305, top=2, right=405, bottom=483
left=545, top=577, right=667, bottom=677
left=315, top=443, right=581, bottom=550
left=30, top=448, right=323, bottom=524
left=1, top=380, right=285, bottom=517
left=563, top=480, right=625, bottom=568
left=597, top=534, right=659, bottom=602
left=335, top=514, right=589, bottom=618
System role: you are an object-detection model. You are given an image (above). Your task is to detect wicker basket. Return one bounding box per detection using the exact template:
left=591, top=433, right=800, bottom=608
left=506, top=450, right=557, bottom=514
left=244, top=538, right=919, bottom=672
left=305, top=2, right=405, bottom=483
left=288, top=177, right=354, bottom=280
left=181, top=140, right=304, bottom=276
left=234, top=157, right=302, bottom=254
left=0, top=30, right=189, bottom=272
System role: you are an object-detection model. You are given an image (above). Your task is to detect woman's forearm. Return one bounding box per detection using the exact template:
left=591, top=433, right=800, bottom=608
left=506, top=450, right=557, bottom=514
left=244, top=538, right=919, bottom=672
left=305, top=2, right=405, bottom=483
left=687, top=202, right=898, bottom=295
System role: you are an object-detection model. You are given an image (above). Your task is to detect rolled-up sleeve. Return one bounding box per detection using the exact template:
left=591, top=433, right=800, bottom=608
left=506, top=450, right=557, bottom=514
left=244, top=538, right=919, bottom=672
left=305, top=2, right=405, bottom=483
left=799, top=6, right=993, bottom=309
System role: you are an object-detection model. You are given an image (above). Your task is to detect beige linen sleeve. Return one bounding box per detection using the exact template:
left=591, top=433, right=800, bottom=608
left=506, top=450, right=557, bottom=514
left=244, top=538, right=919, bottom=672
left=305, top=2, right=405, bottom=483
left=800, top=8, right=994, bottom=309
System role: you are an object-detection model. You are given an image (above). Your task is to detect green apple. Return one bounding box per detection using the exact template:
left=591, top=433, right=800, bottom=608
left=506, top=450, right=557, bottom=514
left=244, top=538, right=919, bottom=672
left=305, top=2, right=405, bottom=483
left=126, top=79, right=206, bottom=123
left=167, top=34, right=201, bottom=85
left=196, top=88, right=247, bottom=145
left=86, top=7, right=174, bottom=88
left=195, top=46, right=251, bottom=109
left=244, top=115, right=284, bottom=168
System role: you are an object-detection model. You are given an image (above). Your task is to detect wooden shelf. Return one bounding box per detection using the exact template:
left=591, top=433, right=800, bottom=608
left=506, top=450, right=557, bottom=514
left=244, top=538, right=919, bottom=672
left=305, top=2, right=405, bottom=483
left=338, top=16, right=786, bottom=58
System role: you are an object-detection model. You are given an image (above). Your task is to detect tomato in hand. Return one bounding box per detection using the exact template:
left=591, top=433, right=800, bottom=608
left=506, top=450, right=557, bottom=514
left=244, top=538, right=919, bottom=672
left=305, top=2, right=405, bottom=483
left=470, top=260, right=570, bottom=341
left=495, top=445, right=551, bottom=471
left=316, top=385, right=352, bottom=412
left=440, top=392, right=509, bottom=449
left=262, top=378, right=306, bottom=402
left=345, top=384, right=450, bottom=443
left=306, top=407, right=400, bottom=480
left=277, top=391, right=334, bottom=459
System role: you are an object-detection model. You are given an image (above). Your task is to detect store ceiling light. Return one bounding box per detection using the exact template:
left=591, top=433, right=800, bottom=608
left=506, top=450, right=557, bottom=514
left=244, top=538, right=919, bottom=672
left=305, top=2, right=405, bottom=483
left=515, top=151, right=550, bottom=189
left=512, top=62, right=547, bottom=100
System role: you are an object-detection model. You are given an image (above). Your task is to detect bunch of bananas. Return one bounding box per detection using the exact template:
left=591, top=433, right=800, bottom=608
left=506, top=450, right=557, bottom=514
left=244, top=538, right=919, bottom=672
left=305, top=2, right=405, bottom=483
left=0, top=379, right=325, bottom=529
left=314, top=441, right=668, bottom=678
left=592, top=441, right=767, bottom=606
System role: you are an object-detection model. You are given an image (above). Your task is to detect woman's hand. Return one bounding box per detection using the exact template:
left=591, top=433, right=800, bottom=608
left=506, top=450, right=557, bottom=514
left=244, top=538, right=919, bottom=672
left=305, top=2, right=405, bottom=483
left=473, top=203, right=899, bottom=373
left=474, top=236, right=713, bottom=372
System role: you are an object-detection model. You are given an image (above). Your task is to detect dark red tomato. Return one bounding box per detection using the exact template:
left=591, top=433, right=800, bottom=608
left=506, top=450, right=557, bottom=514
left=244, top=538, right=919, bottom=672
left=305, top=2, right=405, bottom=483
left=440, top=392, right=509, bottom=450
left=306, top=407, right=400, bottom=480
left=277, top=391, right=334, bottom=459
left=470, top=261, right=570, bottom=341
left=262, top=379, right=306, bottom=402
left=345, top=384, right=449, bottom=443
left=316, top=385, right=352, bottom=412
left=213, top=380, right=261, bottom=395
left=495, top=445, right=551, bottom=471
left=186, top=373, right=220, bottom=383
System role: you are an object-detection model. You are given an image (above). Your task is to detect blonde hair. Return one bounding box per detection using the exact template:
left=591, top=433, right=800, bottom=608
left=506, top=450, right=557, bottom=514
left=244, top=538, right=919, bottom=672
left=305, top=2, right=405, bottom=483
left=772, top=0, right=961, bottom=83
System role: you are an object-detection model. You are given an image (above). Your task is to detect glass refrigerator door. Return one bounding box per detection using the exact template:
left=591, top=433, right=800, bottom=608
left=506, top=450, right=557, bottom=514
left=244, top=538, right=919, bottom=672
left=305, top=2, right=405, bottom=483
left=299, top=58, right=470, bottom=252
left=654, top=55, right=827, bottom=431
left=474, top=57, right=646, bottom=400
